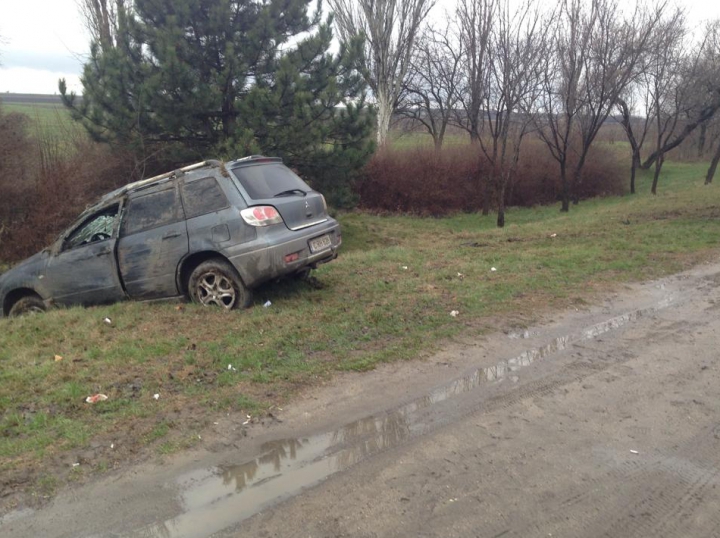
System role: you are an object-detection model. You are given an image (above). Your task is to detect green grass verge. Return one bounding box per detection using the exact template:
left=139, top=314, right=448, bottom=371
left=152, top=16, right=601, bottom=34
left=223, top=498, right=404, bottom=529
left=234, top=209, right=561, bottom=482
left=0, top=162, right=719, bottom=492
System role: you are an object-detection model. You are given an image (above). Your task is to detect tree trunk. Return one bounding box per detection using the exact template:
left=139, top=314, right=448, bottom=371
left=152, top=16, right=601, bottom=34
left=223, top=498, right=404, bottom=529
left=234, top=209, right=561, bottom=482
left=433, top=135, right=443, bottom=153
left=698, top=122, right=708, bottom=157
left=497, top=174, right=507, bottom=228
left=651, top=153, right=664, bottom=194
left=560, top=162, right=570, bottom=212
left=706, top=140, right=720, bottom=185
left=630, top=151, right=639, bottom=194
left=482, top=172, right=491, bottom=216
left=571, top=162, right=584, bottom=205
left=376, top=93, right=393, bottom=147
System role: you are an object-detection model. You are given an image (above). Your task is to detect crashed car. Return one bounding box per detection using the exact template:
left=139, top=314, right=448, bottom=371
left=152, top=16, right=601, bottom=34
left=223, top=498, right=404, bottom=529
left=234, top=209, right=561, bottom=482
left=0, top=156, right=341, bottom=317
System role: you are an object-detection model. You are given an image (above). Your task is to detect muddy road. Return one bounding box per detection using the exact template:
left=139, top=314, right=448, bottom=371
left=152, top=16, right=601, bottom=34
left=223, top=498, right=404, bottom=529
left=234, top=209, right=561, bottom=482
left=4, top=262, right=720, bottom=538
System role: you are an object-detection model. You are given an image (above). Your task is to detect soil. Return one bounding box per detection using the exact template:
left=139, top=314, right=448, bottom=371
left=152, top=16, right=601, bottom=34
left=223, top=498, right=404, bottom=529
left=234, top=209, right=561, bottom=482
left=3, top=259, right=720, bottom=537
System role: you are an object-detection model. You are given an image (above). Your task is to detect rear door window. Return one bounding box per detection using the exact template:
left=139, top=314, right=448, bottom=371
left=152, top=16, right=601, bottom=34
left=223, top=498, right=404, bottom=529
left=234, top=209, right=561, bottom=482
left=123, top=188, right=182, bottom=235
left=181, top=177, right=230, bottom=218
left=232, top=163, right=311, bottom=200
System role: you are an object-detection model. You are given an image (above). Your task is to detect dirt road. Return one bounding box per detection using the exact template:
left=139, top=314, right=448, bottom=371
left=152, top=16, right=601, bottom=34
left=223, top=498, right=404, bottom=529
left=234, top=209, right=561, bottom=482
left=4, top=262, right=720, bottom=538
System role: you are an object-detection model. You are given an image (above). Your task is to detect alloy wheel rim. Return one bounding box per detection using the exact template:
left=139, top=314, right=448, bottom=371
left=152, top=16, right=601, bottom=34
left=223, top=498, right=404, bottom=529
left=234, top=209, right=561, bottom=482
left=197, top=271, right=237, bottom=309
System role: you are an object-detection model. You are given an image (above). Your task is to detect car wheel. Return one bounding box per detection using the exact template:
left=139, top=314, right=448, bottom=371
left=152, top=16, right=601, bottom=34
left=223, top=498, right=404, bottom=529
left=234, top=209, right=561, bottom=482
left=9, top=295, right=46, bottom=317
left=188, top=259, right=252, bottom=310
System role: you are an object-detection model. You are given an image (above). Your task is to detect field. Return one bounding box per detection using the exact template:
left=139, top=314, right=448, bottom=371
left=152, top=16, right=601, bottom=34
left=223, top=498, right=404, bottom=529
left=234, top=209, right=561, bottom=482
left=1, top=102, right=77, bottom=136
left=1, top=160, right=719, bottom=503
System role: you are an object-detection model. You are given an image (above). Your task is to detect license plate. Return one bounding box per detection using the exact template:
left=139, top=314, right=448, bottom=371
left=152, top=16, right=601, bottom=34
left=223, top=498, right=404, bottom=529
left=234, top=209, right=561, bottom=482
left=309, top=234, right=332, bottom=253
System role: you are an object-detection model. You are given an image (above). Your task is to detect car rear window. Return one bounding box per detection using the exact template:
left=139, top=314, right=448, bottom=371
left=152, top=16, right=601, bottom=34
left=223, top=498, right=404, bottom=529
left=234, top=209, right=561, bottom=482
left=123, top=188, right=182, bottom=235
left=231, top=163, right=311, bottom=200
left=181, top=177, right=229, bottom=218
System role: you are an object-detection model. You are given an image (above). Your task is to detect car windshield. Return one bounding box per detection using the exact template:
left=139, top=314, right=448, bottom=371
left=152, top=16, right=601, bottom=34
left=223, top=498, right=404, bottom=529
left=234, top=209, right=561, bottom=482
left=231, top=163, right=310, bottom=200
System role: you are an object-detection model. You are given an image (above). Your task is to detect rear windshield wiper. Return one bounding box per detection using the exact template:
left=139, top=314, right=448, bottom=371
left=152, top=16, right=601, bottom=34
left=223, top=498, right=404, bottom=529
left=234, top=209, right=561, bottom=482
left=273, top=188, right=308, bottom=197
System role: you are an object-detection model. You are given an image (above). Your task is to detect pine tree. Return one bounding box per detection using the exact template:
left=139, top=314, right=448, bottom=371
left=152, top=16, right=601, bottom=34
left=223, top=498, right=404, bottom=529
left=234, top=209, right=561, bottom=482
left=60, top=0, right=374, bottom=204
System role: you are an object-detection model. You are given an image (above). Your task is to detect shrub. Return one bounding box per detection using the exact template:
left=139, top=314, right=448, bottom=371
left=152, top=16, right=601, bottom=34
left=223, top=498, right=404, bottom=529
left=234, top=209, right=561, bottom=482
left=358, top=140, right=625, bottom=215
left=0, top=107, right=133, bottom=264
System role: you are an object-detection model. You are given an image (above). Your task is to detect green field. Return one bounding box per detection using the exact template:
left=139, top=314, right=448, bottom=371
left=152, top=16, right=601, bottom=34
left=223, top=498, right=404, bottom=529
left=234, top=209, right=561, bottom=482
left=1, top=161, right=719, bottom=500
left=2, top=101, right=79, bottom=138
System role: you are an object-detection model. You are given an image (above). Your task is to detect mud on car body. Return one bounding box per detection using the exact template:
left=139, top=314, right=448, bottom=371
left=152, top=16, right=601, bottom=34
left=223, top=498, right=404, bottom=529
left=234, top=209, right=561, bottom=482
left=0, top=156, right=341, bottom=317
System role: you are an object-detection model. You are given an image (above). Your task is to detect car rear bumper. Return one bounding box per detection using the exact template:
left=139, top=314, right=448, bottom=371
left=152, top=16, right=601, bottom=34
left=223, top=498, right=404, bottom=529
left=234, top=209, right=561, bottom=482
left=226, top=220, right=341, bottom=287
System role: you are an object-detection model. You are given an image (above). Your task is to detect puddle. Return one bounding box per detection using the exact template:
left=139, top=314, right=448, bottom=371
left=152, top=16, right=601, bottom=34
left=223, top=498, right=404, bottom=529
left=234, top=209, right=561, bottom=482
left=507, top=329, right=539, bottom=339
left=104, top=300, right=673, bottom=538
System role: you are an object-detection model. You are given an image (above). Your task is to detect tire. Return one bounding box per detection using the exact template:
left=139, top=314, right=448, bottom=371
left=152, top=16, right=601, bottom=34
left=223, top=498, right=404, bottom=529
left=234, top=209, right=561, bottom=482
left=9, top=295, right=46, bottom=317
left=188, top=259, right=252, bottom=310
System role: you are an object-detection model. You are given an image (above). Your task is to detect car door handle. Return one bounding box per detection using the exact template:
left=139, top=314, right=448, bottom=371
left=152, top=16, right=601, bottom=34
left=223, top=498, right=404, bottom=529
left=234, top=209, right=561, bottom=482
left=95, top=249, right=112, bottom=257
left=162, top=232, right=182, bottom=240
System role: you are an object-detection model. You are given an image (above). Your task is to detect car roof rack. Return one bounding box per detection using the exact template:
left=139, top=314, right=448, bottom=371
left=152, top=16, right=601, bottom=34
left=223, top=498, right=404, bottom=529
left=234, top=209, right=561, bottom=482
left=99, top=160, right=222, bottom=203
left=228, top=155, right=282, bottom=168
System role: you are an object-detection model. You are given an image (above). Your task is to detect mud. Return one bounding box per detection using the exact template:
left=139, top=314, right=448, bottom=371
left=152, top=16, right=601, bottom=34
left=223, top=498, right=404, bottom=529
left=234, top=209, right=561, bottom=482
left=3, top=260, right=720, bottom=538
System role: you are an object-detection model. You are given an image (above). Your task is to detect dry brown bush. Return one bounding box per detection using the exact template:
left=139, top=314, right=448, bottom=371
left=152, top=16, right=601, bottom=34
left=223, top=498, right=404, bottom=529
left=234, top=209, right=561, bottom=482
left=358, top=140, right=625, bottom=215
left=0, top=107, right=134, bottom=263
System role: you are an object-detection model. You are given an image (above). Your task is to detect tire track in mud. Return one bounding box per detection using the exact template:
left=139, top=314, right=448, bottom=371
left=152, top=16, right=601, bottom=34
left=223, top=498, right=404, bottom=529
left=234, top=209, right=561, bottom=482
left=209, top=304, right=693, bottom=538
left=498, top=318, right=720, bottom=537
left=595, top=424, right=720, bottom=538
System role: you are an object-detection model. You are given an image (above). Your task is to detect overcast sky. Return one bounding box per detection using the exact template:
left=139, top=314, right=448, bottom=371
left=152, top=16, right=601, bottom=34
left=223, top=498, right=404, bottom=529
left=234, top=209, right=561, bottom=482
left=1, top=0, right=719, bottom=95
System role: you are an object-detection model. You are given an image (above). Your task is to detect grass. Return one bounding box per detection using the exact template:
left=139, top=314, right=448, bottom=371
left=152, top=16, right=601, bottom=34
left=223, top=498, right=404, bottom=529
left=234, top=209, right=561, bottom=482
left=1, top=161, right=719, bottom=499
left=2, top=102, right=82, bottom=143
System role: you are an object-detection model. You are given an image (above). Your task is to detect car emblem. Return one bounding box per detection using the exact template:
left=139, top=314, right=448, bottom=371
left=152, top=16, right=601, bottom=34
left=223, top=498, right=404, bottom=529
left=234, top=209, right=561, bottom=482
left=305, top=200, right=310, bottom=209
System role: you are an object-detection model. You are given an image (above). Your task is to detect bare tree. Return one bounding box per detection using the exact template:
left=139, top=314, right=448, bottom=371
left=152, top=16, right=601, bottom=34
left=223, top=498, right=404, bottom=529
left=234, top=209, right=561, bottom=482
left=702, top=21, right=720, bottom=185
left=616, top=93, right=653, bottom=195
left=479, top=0, right=548, bottom=225
left=574, top=0, right=663, bottom=201
left=535, top=0, right=596, bottom=212
left=644, top=11, right=691, bottom=194
left=616, top=7, right=685, bottom=195
left=398, top=22, right=464, bottom=150
left=640, top=22, right=720, bottom=170
left=331, top=0, right=436, bottom=146
left=536, top=0, right=662, bottom=211
left=77, top=0, right=125, bottom=50
left=454, top=0, right=495, bottom=144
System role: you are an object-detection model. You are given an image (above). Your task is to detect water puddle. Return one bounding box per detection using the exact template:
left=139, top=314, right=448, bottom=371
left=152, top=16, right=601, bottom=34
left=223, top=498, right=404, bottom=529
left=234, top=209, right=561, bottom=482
left=112, top=301, right=672, bottom=538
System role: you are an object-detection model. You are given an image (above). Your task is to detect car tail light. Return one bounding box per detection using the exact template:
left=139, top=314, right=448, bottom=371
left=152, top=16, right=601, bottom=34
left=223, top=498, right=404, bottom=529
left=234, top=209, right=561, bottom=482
left=320, top=194, right=328, bottom=213
left=240, top=206, right=284, bottom=226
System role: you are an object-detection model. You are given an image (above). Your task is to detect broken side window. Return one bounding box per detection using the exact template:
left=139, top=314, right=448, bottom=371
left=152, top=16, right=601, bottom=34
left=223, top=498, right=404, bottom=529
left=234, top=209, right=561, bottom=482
left=64, top=205, right=119, bottom=250
left=181, top=177, right=230, bottom=218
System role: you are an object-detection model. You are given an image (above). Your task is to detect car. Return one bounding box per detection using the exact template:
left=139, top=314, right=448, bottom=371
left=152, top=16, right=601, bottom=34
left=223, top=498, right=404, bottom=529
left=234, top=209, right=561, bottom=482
left=0, top=156, right=342, bottom=317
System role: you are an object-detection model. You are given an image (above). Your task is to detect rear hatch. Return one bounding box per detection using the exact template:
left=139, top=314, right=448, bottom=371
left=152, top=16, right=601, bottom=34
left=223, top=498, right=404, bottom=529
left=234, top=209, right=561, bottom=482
left=230, top=161, right=328, bottom=231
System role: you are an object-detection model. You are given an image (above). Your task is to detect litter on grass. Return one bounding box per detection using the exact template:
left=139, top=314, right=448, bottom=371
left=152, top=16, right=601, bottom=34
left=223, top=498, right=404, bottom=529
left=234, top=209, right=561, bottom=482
left=491, top=267, right=497, bottom=272
left=103, top=317, right=112, bottom=325
left=450, top=310, right=460, bottom=317
left=263, top=300, right=272, bottom=308
left=153, top=393, right=160, bottom=400
left=54, top=355, right=63, bottom=362
left=85, top=394, right=108, bottom=404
